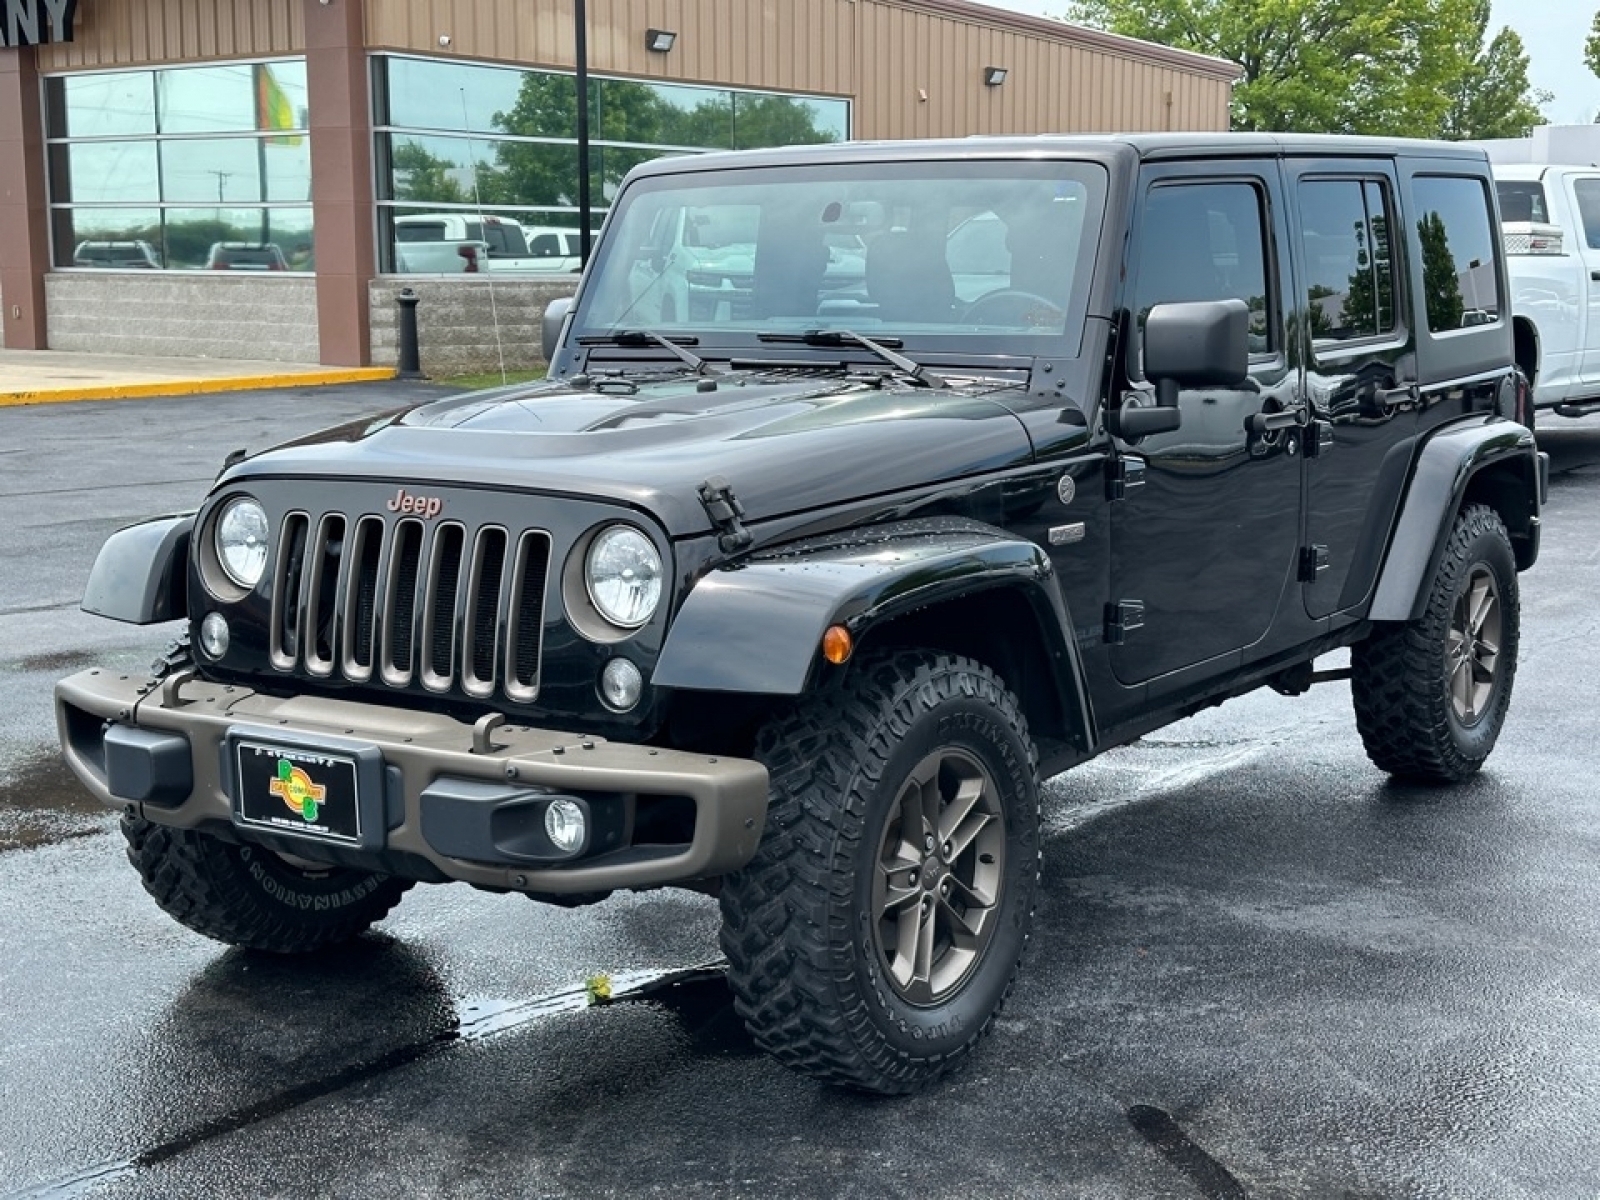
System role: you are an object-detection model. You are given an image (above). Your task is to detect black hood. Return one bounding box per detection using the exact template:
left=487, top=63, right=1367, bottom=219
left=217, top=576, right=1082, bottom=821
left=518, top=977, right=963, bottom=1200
left=218, top=369, right=1037, bottom=537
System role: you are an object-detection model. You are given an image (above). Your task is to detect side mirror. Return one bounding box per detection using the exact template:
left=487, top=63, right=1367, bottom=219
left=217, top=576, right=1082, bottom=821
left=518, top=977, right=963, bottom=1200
left=1143, top=297, right=1250, bottom=406
left=542, top=296, right=574, bottom=362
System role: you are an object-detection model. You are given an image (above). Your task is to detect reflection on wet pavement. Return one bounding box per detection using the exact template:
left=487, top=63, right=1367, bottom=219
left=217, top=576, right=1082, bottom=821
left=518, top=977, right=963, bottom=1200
left=4, top=953, right=743, bottom=1199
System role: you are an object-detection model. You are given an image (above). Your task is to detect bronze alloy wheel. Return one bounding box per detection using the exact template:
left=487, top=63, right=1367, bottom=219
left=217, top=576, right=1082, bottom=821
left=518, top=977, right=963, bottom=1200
left=870, top=747, right=1006, bottom=1006
left=1447, top=564, right=1502, bottom=727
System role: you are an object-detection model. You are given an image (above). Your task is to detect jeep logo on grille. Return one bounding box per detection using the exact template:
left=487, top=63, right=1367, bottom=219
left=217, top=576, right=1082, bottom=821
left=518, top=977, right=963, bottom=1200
left=386, top=488, right=444, bottom=519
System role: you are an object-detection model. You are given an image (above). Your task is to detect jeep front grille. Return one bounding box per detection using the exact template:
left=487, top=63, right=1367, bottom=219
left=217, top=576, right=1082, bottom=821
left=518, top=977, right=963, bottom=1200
left=269, top=512, right=551, bottom=702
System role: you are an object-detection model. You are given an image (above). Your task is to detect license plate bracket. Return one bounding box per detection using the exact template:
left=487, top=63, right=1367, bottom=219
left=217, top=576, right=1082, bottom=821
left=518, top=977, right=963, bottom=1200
left=227, top=727, right=388, bottom=850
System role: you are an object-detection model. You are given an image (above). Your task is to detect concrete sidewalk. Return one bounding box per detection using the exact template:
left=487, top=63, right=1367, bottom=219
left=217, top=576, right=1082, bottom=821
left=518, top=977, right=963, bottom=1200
left=0, top=348, right=394, bottom=406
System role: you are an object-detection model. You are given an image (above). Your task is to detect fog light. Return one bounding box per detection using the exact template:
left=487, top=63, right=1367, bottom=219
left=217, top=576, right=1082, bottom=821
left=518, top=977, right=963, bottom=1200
left=199, top=612, right=230, bottom=659
left=600, top=657, right=643, bottom=711
left=544, top=797, right=587, bottom=854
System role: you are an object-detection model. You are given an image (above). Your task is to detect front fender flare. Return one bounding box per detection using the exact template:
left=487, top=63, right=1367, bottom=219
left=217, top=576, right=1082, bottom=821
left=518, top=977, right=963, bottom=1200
left=654, top=521, right=1096, bottom=752
left=81, top=514, right=193, bottom=625
left=1368, top=417, right=1539, bottom=622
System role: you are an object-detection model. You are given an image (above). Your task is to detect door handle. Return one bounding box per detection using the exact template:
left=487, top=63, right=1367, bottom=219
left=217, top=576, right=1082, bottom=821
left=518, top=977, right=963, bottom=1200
left=1590, top=269, right=1600, bottom=281
left=1374, top=383, right=1419, bottom=408
left=1245, top=407, right=1303, bottom=436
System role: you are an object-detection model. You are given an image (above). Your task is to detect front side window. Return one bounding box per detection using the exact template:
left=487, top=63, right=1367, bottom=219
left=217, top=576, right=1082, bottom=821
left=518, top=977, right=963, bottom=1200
left=372, top=55, right=851, bottom=274
left=46, top=61, right=313, bottom=271
left=572, top=160, right=1105, bottom=351
left=1411, top=175, right=1502, bottom=333
left=1299, top=178, right=1398, bottom=346
left=1130, top=180, right=1273, bottom=368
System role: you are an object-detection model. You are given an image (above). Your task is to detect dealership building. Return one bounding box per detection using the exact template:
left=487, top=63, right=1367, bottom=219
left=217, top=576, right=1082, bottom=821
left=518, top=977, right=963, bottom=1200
left=0, top=0, right=1236, bottom=370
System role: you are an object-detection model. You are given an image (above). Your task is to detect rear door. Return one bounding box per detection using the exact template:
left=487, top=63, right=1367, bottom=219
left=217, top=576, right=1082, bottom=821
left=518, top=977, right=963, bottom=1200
left=1284, top=159, right=1418, bottom=619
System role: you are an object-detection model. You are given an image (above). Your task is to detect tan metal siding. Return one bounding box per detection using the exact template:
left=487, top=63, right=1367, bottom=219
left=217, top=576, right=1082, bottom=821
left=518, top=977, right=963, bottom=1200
left=35, top=0, right=303, bottom=70
left=37, top=0, right=1229, bottom=132
left=365, top=0, right=856, bottom=97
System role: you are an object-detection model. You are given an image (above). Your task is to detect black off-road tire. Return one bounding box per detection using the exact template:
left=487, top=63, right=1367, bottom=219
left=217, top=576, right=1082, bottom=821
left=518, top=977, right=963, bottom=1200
left=125, top=630, right=410, bottom=952
left=123, top=817, right=411, bottom=953
left=719, top=651, right=1041, bottom=1094
left=1351, top=503, right=1520, bottom=784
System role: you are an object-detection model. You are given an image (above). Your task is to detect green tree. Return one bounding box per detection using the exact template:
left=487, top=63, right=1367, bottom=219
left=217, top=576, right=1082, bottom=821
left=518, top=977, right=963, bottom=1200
left=1440, top=0, right=1548, bottom=139
left=391, top=139, right=468, bottom=205
left=1068, top=0, right=1481, bottom=135
left=1417, top=211, right=1465, bottom=331
left=1587, top=11, right=1600, bottom=85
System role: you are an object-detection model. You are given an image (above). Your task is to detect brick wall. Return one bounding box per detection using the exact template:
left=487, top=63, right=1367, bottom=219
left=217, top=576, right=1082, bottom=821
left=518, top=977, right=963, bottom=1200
left=45, top=273, right=320, bottom=362
left=368, top=277, right=580, bottom=375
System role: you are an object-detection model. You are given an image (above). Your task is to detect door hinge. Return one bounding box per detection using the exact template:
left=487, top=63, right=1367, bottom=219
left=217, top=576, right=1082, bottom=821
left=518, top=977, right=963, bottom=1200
left=1305, top=420, right=1334, bottom=458
left=1299, top=544, right=1330, bottom=581
left=697, top=475, right=753, bottom=553
left=1104, top=456, right=1147, bottom=501
left=1104, top=600, right=1145, bottom=644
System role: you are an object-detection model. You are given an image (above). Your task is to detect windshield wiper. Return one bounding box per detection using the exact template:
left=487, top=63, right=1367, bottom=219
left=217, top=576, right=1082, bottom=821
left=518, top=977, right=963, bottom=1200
left=578, top=330, right=708, bottom=374
left=757, top=329, right=947, bottom=387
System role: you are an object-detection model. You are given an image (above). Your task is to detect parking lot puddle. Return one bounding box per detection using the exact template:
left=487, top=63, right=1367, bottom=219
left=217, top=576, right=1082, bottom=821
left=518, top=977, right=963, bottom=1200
left=1, top=961, right=732, bottom=1199
left=0, top=752, right=114, bottom=852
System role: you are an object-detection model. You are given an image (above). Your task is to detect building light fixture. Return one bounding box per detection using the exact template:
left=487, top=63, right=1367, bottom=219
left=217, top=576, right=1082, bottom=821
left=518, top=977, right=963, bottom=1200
left=646, top=28, right=677, bottom=53
left=984, top=66, right=1008, bottom=87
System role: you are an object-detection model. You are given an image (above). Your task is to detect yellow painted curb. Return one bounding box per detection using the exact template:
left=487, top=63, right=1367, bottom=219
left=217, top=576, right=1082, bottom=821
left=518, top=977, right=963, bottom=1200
left=0, top=366, right=397, bottom=408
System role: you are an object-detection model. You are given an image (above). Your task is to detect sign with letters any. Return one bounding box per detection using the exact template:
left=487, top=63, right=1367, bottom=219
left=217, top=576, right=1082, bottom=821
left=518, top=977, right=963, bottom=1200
left=1, top=0, right=77, bottom=47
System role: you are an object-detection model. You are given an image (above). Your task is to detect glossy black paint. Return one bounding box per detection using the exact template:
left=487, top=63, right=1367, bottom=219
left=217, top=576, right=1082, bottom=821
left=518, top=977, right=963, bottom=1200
left=653, top=518, right=1094, bottom=753
left=89, top=134, right=1540, bottom=774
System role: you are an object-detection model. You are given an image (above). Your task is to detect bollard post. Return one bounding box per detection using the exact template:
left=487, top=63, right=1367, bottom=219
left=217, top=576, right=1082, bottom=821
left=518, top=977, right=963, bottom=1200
left=396, top=287, right=422, bottom=379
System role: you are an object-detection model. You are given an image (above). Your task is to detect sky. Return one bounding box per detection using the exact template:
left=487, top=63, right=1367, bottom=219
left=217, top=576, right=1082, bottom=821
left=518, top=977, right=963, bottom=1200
left=985, top=0, right=1600, bottom=126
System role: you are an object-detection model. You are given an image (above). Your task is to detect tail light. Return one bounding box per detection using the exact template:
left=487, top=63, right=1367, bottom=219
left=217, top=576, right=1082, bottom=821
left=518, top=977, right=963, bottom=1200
left=458, top=245, right=480, bottom=273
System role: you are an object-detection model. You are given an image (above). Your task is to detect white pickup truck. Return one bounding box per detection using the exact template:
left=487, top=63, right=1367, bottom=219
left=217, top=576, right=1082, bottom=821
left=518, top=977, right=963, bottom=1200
left=1495, top=164, right=1600, bottom=424
left=392, top=213, right=583, bottom=275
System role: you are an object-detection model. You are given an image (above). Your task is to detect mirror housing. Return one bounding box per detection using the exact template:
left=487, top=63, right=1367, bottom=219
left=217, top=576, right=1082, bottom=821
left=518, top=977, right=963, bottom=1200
left=1143, top=298, right=1250, bottom=407
left=541, top=295, right=575, bottom=363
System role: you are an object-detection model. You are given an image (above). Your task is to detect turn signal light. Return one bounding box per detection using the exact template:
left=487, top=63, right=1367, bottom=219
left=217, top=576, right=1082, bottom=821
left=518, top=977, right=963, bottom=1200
left=822, top=624, right=853, bottom=665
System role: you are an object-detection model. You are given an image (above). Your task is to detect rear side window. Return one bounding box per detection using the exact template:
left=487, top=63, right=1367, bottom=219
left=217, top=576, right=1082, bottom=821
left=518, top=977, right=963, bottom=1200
left=1410, top=175, right=1501, bottom=334
left=1298, top=179, right=1398, bottom=345
left=396, top=222, right=446, bottom=242
left=1495, top=180, right=1549, bottom=224
left=1130, top=180, right=1273, bottom=365
left=1570, top=178, right=1600, bottom=249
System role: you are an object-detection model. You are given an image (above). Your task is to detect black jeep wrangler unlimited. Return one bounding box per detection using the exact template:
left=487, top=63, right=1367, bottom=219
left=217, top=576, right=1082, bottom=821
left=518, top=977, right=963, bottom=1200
left=58, top=134, right=1546, bottom=1094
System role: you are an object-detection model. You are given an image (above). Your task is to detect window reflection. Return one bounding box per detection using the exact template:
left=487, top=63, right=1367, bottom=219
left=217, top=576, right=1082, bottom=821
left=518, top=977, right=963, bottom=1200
left=1412, top=175, right=1501, bottom=333
left=375, top=55, right=851, bottom=273
left=47, top=60, right=312, bottom=271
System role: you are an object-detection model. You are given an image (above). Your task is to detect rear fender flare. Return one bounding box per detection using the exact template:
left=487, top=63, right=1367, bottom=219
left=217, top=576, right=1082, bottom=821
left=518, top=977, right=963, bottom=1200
left=1369, top=418, right=1539, bottom=623
left=653, top=520, right=1096, bottom=753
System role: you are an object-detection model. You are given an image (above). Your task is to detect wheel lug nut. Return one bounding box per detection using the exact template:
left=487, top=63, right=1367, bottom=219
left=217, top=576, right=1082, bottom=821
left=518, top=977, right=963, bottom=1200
left=942, top=841, right=953, bottom=858
left=924, top=834, right=935, bottom=851
left=940, top=881, right=950, bottom=897
left=908, top=869, right=918, bottom=884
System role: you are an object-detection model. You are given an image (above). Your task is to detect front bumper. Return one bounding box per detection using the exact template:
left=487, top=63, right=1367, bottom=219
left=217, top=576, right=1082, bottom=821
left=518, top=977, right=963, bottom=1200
left=55, top=668, right=768, bottom=895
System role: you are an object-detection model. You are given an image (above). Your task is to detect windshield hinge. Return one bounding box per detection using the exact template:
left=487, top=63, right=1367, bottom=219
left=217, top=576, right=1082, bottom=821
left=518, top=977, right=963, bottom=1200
left=697, top=475, right=754, bottom=553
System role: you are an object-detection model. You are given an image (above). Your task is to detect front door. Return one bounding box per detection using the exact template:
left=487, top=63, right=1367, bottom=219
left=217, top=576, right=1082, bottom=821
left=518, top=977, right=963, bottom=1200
left=1565, top=173, right=1600, bottom=387
left=1108, top=163, right=1304, bottom=686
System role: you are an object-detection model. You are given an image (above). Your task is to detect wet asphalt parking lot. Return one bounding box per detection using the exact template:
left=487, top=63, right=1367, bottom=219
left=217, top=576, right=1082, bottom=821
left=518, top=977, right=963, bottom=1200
left=3, top=385, right=1600, bottom=1199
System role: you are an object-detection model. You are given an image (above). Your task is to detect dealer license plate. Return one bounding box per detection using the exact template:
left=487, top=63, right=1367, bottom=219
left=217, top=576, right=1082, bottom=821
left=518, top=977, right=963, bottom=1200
left=234, top=740, right=362, bottom=845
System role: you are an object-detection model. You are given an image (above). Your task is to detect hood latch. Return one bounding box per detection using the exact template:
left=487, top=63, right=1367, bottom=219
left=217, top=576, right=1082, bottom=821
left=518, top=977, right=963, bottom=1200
left=697, top=475, right=754, bottom=553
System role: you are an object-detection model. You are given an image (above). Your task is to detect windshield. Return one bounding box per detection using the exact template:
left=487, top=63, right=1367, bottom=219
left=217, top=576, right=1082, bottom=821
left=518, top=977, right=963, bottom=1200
left=572, top=159, right=1107, bottom=354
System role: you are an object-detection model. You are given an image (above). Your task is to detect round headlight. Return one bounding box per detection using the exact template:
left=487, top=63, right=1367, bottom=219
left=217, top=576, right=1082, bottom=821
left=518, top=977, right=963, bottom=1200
left=215, top=496, right=269, bottom=589
left=585, top=526, right=662, bottom=629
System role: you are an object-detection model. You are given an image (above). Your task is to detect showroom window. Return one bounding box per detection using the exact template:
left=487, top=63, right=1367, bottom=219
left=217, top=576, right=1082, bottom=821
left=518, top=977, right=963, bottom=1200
left=372, top=54, right=850, bottom=274
left=45, top=60, right=313, bottom=272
